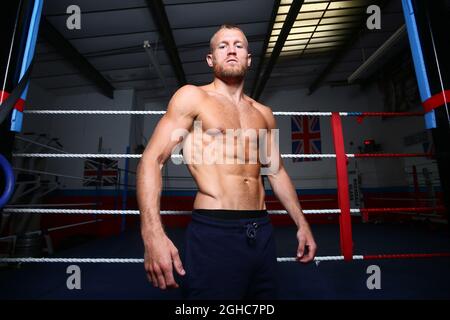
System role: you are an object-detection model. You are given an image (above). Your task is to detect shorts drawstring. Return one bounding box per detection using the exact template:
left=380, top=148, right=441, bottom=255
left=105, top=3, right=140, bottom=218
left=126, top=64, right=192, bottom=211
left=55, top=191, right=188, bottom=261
left=246, top=222, right=258, bottom=244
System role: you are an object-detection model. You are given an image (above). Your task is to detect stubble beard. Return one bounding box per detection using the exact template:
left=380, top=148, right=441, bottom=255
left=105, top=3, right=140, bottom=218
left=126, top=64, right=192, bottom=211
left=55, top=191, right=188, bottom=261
left=213, top=62, right=247, bottom=82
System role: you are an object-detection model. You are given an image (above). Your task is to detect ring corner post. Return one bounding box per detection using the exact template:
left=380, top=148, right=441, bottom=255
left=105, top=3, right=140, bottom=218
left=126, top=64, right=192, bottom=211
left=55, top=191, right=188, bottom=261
left=0, top=0, right=43, bottom=210
left=331, top=112, right=353, bottom=261
left=402, top=0, right=450, bottom=231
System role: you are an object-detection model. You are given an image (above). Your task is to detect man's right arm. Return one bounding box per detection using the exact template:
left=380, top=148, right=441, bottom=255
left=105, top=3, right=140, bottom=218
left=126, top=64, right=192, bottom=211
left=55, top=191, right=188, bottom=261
left=137, top=85, right=201, bottom=289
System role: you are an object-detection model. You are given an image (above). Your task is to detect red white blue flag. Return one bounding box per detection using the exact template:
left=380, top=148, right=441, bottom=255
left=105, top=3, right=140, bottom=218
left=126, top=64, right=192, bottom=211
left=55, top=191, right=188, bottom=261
left=83, top=158, right=118, bottom=186
left=291, top=115, right=322, bottom=162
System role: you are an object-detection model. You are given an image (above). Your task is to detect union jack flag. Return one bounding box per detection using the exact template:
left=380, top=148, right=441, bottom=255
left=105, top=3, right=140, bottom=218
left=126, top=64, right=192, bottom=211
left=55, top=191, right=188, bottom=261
left=291, top=115, right=322, bottom=162
left=83, top=158, right=118, bottom=186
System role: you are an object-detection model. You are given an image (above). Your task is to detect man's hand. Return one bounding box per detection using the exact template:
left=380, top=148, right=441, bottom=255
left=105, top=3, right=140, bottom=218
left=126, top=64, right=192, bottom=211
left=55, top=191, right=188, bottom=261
left=296, top=221, right=317, bottom=263
left=143, top=234, right=186, bottom=289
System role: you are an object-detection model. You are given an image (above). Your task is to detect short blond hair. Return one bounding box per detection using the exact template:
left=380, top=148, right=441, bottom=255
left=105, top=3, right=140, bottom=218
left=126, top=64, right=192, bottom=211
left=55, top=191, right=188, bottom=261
left=209, top=24, right=248, bottom=52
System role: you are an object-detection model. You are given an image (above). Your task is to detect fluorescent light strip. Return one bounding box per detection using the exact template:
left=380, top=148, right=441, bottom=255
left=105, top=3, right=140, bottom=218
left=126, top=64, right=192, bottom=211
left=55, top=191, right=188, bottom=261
left=300, top=3, right=329, bottom=11
left=324, top=7, right=366, bottom=17
left=315, top=22, right=359, bottom=31
left=277, top=5, right=291, bottom=14
left=265, top=0, right=367, bottom=59
left=320, top=15, right=362, bottom=24
left=306, top=41, right=344, bottom=49
left=269, top=35, right=346, bottom=47
left=272, top=19, right=362, bottom=32
left=329, top=0, right=372, bottom=10
left=270, top=28, right=353, bottom=42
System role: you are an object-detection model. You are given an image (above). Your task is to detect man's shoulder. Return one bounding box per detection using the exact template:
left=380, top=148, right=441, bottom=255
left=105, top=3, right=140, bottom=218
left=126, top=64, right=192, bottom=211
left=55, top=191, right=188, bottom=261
left=245, top=96, right=273, bottom=116
left=167, top=85, right=207, bottom=114
left=173, top=84, right=207, bottom=101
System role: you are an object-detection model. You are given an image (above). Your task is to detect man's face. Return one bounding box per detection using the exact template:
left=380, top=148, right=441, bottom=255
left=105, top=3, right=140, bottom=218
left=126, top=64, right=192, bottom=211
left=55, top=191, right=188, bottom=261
left=207, top=28, right=251, bottom=80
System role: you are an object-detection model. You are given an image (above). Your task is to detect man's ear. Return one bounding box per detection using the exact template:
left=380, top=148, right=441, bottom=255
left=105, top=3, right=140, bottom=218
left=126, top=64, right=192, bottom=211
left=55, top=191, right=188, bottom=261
left=206, top=53, right=213, bottom=67
left=247, top=53, right=252, bottom=67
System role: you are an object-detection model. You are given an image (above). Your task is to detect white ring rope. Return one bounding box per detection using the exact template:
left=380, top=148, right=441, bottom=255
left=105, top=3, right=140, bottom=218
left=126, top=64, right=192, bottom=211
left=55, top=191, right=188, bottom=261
left=13, top=153, right=143, bottom=159
left=23, top=110, right=348, bottom=116
left=281, top=154, right=339, bottom=159
left=277, top=256, right=364, bottom=262
left=12, top=153, right=344, bottom=159
left=0, top=255, right=364, bottom=264
left=3, top=208, right=358, bottom=215
left=273, top=112, right=338, bottom=116
left=24, top=110, right=166, bottom=115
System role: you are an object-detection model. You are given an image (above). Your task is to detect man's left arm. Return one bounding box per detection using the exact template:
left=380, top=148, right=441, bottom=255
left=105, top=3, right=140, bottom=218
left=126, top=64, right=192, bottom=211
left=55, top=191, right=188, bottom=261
left=262, top=107, right=317, bottom=263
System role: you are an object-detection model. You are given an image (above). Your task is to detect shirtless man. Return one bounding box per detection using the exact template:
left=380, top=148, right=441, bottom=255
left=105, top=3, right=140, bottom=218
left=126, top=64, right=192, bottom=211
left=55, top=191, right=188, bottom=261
left=137, top=24, right=317, bottom=299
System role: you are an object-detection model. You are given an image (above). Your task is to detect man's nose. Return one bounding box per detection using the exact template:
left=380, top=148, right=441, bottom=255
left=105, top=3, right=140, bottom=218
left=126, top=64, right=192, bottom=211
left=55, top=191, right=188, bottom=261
left=227, top=46, right=237, bottom=55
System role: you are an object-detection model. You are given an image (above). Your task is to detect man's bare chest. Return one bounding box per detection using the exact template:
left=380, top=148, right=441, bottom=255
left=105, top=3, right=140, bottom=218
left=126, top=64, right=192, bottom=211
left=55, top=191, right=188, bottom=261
left=194, top=98, right=267, bottom=132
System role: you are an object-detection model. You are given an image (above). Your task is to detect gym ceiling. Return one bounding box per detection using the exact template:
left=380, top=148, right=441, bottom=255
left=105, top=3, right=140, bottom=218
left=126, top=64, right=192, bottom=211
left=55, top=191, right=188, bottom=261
left=33, top=0, right=405, bottom=102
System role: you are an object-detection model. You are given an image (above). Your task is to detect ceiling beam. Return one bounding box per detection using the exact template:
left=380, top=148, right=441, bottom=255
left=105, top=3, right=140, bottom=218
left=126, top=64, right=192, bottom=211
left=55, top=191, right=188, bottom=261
left=146, top=0, right=186, bottom=87
left=252, top=0, right=305, bottom=100
left=39, top=18, right=115, bottom=98
left=308, top=0, right=389, bottom=95
left=250, top=0, right=280, bottom=97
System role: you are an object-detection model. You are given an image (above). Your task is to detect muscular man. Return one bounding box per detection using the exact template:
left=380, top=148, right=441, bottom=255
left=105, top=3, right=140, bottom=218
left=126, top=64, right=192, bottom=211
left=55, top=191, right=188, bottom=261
left=137, top=24, right=317, bottom=299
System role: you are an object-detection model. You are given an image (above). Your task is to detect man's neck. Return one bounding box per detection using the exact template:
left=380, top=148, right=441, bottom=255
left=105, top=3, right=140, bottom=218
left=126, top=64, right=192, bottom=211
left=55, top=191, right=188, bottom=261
left=212, top=77, right=245, bottom=104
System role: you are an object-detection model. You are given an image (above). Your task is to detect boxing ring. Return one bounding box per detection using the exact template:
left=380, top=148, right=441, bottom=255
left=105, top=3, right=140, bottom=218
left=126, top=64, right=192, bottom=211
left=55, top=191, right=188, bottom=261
left=1, top=109, right=448, bottom=274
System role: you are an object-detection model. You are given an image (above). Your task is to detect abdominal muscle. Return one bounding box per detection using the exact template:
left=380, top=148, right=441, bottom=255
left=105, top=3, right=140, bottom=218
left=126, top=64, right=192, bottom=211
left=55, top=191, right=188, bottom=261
left=188, top=163, right=266, bottom=210
left=181, top=126, right=267, bottom=210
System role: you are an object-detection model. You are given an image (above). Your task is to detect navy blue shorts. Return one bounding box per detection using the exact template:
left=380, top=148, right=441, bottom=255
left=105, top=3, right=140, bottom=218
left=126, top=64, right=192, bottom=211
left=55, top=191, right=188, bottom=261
left=181, top=209, right=278, bottom=300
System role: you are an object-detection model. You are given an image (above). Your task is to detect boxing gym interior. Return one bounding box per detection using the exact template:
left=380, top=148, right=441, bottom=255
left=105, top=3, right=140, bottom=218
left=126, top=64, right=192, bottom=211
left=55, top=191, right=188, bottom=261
left=1, top=0, right=450, bottom=300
